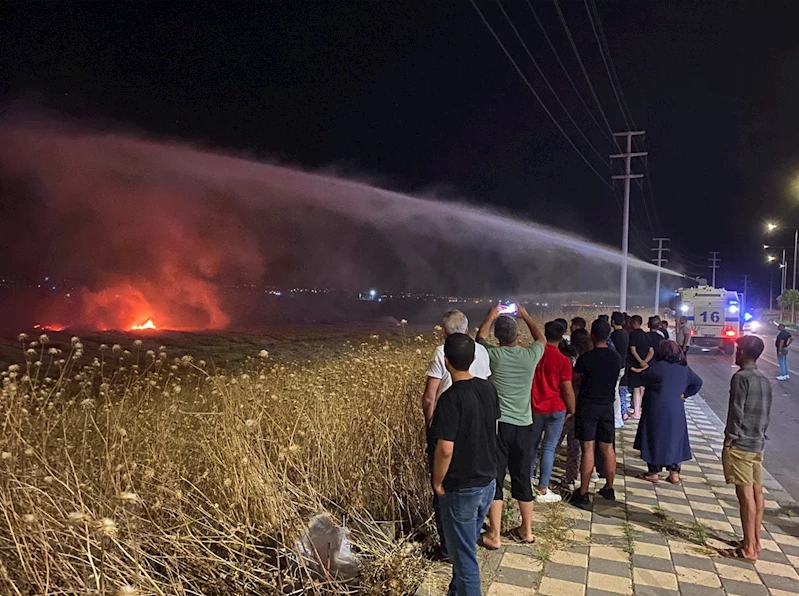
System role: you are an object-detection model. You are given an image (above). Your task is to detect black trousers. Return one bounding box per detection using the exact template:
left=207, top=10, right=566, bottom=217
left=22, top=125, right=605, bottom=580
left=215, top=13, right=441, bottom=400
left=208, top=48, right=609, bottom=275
left=494, top=422, right=534, bottom=502
left=426, top=428, right=448, bottom=556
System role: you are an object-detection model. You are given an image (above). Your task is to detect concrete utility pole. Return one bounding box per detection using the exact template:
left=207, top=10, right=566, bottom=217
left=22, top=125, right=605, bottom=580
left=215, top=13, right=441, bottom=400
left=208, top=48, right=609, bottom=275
left=651, top=238, right=670, bottom=316
left=709, top=252, right=721, bottom=287
left=611, top=131, right=647, bottom=312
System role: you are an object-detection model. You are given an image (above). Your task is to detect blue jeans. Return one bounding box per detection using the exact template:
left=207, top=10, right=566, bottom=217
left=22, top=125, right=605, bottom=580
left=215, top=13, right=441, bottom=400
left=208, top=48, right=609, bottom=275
left=778, top=351, right=789, bottom=377
left=619, top=385, right=629, bottom=418
left=440, top=481, right=495, bottom=596
left=530, top=410, right=567, bottom=488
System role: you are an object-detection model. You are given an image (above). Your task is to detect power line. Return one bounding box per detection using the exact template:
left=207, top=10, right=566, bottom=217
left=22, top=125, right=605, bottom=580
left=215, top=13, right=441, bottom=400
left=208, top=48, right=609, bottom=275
left=493, top=0, right=609, bottom=164
left=584, top=0, right=632, bottom=132
left=468, top=0, right=613, bottom=188
left=552, top=0, right=615, bottom=139
left=524, top=0, right=614, bottom=144
left=586, top=0, right=664, bottom=237
left=588, top=0, right=636, bottom=131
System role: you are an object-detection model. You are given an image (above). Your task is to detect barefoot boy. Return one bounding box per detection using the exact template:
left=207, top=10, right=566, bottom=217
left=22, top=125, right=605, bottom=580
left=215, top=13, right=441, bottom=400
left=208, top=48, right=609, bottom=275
left=722, top=335, right=773, bottom=561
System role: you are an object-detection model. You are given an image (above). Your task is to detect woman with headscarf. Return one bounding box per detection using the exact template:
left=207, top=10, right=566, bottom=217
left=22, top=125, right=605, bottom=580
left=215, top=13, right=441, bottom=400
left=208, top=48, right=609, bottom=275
left=634, top=340, right=703, bottom=484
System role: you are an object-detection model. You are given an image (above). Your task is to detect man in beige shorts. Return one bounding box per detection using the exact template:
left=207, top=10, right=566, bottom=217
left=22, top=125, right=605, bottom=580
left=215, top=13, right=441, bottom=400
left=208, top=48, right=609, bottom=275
left=721, top=335, right=772, bottom=562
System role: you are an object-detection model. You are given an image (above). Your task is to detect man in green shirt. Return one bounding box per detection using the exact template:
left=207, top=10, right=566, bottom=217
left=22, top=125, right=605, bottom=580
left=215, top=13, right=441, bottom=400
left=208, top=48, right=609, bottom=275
left=477, top=304, right=546, bottom=549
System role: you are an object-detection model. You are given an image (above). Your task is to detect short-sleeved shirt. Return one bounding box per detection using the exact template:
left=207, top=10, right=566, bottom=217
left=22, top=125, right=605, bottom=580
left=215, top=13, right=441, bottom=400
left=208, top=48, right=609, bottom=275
left=676, top=324, right=691, bottom=347
left=531, top=344, right=573, bottom=414
left=646, top=331, right=665, bottom=355
left=430, top=378, right=500, bottom=491
left=426, top=342, right=491, bottom=399
left=478, top=339, right=545, bottom=426
left=574, top=347, right=623, bottom=406
left=776, top=330, right=792, bottom=350
left=610, top=329, right=629, bottom=363
left=725, top=365, right=772, bottom=453
left=628, top=328, right=650, bottom=366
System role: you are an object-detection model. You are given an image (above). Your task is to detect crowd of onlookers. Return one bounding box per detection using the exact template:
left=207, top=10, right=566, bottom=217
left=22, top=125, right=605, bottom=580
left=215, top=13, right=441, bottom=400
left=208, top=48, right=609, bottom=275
left=423, top=305, right=775, bottom=595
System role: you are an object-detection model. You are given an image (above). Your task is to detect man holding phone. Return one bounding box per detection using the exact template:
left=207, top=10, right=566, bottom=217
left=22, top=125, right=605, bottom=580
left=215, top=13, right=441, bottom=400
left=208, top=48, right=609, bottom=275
left=477, top=303, right=546, bottom=548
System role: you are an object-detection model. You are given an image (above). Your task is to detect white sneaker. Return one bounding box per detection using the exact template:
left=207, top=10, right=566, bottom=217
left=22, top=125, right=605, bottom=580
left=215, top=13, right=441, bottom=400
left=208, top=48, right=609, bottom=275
left=535, top=488, right=563, bottom=503
left=777, top=375, right=787, bottom=381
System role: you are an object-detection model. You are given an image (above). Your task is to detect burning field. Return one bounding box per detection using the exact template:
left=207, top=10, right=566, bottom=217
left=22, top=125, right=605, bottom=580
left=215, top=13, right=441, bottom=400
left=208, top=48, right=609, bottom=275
left=0, top=326, right=438, bottom=595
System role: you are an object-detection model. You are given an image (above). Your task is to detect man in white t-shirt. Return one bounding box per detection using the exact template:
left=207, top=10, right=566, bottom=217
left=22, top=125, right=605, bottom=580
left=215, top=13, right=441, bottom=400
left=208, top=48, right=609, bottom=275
left=422, top=310, right=491, bottom=560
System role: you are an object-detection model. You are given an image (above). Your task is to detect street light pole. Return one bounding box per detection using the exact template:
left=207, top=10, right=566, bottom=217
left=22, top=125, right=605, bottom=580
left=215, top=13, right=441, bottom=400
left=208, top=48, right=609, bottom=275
left=793, top=228, right=797, bottom=290
left=770, top=272, right=774, bottom=311
left=782, top=248, right=787, bottom=293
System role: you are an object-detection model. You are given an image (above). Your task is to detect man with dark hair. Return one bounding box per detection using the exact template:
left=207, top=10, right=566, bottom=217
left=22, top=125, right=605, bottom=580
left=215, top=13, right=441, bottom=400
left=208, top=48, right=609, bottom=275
left=650, top=315, right=665, bottom=338
left=775, top=323, right=792, bottom=380
left=554, top=318, right=569, bottom=334
left=571, top=317, right=587, bottom=334
left=431, top=333, right=499, bottom=594
left=571, top=318, right=622, bottom=508
left=610, top=312, right=630, bottom=422
left=660, top=320, right=670, bottom=340
left=530, top=321, right=576, bottom=503
left=477, top=304, right=546, bottom=548
left=628, top=315, right=654, bottom=418
left=721, top=335, right=772, bottom=562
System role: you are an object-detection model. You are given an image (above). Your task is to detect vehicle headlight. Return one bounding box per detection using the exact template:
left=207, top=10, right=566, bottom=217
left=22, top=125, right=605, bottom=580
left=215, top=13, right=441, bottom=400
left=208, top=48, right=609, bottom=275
left=729, top=305, right=739, bottom=313
left=680, top=305, right=689, bottom=313
left=750, top=321, right=760, bottom=331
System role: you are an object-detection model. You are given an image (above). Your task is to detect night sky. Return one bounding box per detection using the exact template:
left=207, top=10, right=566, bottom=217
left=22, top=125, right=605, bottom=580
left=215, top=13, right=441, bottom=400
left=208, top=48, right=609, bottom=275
left=4, top=1, right=799, bottom=305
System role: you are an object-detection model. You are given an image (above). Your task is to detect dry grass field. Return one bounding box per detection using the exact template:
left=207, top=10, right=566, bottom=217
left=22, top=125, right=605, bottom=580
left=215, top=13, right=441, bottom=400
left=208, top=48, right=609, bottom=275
left=0, top=324, right=441, bottom=595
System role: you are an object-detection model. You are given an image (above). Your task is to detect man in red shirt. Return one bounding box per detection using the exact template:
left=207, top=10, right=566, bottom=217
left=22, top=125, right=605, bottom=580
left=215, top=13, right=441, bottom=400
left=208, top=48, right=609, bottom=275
left=530, top=321, right=576, bottom=502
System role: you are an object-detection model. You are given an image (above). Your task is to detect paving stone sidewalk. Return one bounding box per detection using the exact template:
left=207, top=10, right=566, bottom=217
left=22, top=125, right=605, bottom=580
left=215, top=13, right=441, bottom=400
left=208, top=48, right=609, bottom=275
left=418, top=395, right=799, bottom=596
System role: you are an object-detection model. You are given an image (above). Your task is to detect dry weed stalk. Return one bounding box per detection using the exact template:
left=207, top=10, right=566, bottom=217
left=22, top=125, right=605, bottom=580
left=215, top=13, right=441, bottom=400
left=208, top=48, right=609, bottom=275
left=0, top=332, right=433, bottom=594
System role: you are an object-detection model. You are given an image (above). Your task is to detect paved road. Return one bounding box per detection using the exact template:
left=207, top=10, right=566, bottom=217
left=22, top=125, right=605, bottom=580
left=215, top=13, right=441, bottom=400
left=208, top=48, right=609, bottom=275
left=687, top=337, right=799, bottom=503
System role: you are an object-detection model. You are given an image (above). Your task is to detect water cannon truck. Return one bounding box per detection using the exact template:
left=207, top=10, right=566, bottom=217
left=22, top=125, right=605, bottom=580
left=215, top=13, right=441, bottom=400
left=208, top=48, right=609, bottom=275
left=670, top=286, right=742, bottom=354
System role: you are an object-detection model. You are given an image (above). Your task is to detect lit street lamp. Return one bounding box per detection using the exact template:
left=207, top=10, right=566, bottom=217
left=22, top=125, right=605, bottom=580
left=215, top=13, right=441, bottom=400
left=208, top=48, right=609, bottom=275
left=765, top=223, right=799, bottom=291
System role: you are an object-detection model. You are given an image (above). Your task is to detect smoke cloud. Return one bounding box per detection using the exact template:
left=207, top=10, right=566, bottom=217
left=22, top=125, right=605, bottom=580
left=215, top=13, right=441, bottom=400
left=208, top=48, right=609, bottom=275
left=0, top=114, right=676, bottom=330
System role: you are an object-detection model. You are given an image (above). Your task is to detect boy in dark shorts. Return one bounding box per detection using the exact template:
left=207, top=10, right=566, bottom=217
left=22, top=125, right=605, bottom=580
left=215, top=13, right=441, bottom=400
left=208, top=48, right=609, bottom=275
left=571, top=318, right=622, bottom=507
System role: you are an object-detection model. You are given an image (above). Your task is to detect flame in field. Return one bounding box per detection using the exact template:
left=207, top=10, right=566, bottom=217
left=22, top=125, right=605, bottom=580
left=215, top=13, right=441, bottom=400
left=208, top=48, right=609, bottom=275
left=33, top=324, right=66, bottom=332
left=131, top=319, right=157, bottom=330
left=0, top=119, right=265, bottom=331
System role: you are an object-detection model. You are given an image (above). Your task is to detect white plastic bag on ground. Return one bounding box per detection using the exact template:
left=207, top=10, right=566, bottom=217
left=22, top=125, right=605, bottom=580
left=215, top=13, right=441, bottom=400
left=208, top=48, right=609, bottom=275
left=294, top=512, right=361, bottom=581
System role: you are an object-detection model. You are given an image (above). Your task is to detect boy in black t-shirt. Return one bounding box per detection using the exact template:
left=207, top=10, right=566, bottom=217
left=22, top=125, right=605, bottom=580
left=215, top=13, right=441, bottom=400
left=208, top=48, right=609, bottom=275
left=571, top=319, right=622, bottom=508
left=431, top=333, right=499, bottom=596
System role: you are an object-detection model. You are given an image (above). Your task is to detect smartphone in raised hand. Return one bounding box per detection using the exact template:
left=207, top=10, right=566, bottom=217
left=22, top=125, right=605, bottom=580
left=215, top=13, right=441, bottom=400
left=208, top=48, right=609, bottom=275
left=497, top=303, right=518, bottom=316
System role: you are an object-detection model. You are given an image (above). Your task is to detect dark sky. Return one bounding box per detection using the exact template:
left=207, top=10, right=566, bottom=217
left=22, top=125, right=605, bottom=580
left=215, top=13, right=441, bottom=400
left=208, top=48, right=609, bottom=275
left=4, top=0, right=799, bottom=304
